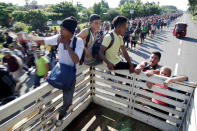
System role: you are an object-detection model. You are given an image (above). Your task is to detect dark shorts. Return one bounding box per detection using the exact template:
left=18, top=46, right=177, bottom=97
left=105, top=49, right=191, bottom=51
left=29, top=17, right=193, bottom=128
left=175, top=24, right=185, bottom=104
left=131, top=41, right=137, bottom=45
left=140, top=33, right=145, bottom=39
left=114, top=62, right=137, bottom=78
left=114, top=62, right=137, bottom=70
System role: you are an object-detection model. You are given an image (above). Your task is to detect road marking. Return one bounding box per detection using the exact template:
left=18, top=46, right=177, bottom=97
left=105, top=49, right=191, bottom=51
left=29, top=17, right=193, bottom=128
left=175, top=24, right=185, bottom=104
left=174, top=63, right=179, bottom=76
left=178, top=48, right=181, bottom=56
left=180, top=40, right=182, bottom=45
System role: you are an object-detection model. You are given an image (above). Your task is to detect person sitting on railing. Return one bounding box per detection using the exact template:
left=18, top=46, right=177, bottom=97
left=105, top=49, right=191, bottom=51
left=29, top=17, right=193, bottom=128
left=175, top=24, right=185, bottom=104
left=134, top=51, right=162, bottom=101
left=77, top=14, right=101, bottom=66
left=99, top=16, right=135, bottom=73
left=146, top=66, right=188, bottom=107
left=135, top=51, right=162, bottom=75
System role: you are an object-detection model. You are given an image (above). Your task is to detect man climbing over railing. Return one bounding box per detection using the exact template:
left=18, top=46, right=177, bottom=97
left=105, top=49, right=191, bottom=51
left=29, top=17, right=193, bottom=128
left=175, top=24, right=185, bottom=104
left=135, top=51, right=162, bottom=75
left=29, top=16, right=84, bottom=125
left=145, top=66, right=188, bottom=121
left=99, top=16, right=135, bottom=73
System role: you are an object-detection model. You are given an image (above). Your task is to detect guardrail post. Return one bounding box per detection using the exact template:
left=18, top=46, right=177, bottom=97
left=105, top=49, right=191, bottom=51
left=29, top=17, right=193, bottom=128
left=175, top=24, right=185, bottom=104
left=90, top=66, right=96, bottom=101
left=128, top=73, right=136, bottom=115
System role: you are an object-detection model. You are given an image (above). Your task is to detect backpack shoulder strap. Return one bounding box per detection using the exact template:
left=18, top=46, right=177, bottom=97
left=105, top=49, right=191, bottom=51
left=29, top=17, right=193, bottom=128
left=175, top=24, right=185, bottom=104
left=105, top=32, right=114, bottom=51
left=71, top=36, right=77, bottom=51
left=85, top=28, right=91, bottom=48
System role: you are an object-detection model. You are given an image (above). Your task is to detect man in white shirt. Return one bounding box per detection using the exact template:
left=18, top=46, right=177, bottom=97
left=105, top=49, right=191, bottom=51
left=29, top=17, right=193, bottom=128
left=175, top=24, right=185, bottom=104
left=32, top=16, right=84, bottom=122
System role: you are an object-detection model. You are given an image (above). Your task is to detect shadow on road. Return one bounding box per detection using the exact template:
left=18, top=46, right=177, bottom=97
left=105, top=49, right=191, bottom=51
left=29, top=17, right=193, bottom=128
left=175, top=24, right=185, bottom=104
left=141, top=43, right=163, bottom=52
left=183, top=37, right=197, bottom=43
left=131, top=49, right=150, bottom=60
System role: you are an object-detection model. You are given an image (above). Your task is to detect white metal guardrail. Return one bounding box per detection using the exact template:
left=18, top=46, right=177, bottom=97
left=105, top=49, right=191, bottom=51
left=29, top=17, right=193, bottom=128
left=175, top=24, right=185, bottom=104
left=0, top=65, right=196, bottom=131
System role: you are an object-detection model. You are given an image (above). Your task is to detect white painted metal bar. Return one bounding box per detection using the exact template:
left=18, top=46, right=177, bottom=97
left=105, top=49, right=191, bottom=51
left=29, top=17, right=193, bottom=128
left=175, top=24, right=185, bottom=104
left=94, top=90, right=130, bottom=105
left=134, top=96, right=184, bottom=117
left=54, top=98, right=92, bottom=131
left=0, top=89, right=61, bottom=130
left=76, top=70, right=91, bottom=84
left=0, top=65, right=196, bottom=131
left=133, top=102, right=182, bottom=124
left=95, top=77, right=131, bottom=91
left=76, top=65, right=89, bottom=74
left=133, top=87, right=187, bottom=109
left=135, top=73, right=194, bottom=93
left=131, top=110, right=178, bottom=131
left=135, top=81, right=190, bottom=100
left=0, top=83, right=53, bottom=122
left=93, top=96, right=129, bottom=115
left=94, top=84, right=130, bottom=98
left=94, top=70, right=132, bottom=84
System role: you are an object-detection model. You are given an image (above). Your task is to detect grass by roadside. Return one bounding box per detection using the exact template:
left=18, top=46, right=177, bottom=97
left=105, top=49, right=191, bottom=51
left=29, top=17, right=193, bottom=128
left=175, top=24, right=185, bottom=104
left=189, top=14, right=197, bottom=24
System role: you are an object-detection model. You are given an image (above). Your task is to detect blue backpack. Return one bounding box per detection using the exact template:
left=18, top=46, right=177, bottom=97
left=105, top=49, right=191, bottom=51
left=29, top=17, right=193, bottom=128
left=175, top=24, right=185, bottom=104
left=47, top=37, right=77, bottom=90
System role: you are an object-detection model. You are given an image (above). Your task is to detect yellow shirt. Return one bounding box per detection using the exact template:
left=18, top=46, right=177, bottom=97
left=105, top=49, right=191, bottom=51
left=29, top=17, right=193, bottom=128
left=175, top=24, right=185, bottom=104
left=102, top=31, right=123, bottom=65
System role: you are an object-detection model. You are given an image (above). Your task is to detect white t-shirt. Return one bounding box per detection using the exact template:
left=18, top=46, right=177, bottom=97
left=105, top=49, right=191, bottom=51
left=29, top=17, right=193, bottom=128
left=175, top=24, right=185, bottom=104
left=151, top=25, right=156, bottom=31
left=44, top=35, right=84, bottom=67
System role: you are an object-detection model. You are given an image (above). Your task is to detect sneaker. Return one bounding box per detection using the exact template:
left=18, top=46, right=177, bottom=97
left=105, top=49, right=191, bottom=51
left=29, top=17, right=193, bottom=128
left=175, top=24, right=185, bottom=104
left=55, top=120, right=63, bottom=127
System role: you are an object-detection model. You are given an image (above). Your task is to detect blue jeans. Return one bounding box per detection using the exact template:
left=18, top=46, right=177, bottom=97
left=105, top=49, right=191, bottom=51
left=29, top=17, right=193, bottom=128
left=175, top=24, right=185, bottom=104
left=34, top=74, right=44, bottom=87
left=58, top=79, right=76, bottom=120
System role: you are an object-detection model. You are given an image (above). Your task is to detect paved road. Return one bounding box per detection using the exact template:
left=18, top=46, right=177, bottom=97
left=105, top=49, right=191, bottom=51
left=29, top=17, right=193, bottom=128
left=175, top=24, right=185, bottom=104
left=128, top=13, right=197, bottom=82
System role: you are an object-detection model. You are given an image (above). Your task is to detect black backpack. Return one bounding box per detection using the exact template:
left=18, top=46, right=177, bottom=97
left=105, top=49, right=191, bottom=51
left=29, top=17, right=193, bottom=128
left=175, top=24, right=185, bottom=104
left=79, top=28, right=91, bottom=65
left=26, top=52, right=35, bottom=68
left=79, top=29, right=115, bottom=66
left=91, top=32, right=114, bottom=63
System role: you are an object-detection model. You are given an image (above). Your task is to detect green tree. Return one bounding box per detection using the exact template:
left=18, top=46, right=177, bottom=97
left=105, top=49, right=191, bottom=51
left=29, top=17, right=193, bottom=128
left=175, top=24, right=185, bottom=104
left=79, top=8, right=93, bottom=22
left=101, top=0, right=109, bottom=9
left=30, top=0, right=38, bottom=9
left=93, top=2, right=107, bottom=21
left=76, top=2, right=85, bottom=12
left=47, top=2, right=78, bottom=20
left=93, top=2, right=106, bottom=15
left=161, top=5, right=178, bottom=14
left=0, top=2, right=15, bottom=27
left=120, top=2, right=161, bottom=19
left=13, top=22, right=30, bottom=33
left=119, top=0, right=135, bottom=6
left=188, top=0, right=197, bottom=15
left=106, top=9, right=121, bottom=21
left=12, top=11, right=27, bottom=23
left=25, top=0, right=30, bottom=10
left=25, top=9, right=48, bottom=31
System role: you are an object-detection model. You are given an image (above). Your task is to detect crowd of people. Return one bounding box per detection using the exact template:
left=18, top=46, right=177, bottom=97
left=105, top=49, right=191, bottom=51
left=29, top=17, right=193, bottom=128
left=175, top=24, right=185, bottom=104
left=0, top=12, right=187, bottom=124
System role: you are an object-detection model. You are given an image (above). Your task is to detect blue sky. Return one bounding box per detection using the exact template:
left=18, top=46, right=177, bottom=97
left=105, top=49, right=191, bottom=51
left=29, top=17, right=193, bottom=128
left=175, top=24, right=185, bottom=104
left=0, top=0, right=189, bottom=11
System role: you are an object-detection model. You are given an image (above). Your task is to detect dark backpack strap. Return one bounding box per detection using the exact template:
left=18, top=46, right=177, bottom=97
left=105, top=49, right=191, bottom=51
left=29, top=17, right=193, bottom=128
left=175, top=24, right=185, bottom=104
left=79, top=28, right=91, bottom=65
left=85, top=28, right=91, bottom=47
left=105, top=32, right=114, bottom=52
left=71, top=36, right=77, bottom=51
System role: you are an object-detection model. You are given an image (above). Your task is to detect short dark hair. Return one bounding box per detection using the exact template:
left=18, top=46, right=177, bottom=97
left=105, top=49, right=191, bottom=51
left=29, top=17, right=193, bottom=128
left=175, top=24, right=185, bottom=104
left=4, top=32, right=8, bottom=35
left=152, top=51, right=161, bottom=60
left=112, top=16, right=128, bottom=28
left=89, top=14, right=100, bottom=22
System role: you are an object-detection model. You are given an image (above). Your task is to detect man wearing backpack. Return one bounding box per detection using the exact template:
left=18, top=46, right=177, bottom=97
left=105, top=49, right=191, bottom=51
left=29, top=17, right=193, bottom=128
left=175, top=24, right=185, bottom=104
left=77, top=14, right=101, bottom=65
left=30, top=16, right=84, bottom=123
left=99, top=16, right=135, bottom=73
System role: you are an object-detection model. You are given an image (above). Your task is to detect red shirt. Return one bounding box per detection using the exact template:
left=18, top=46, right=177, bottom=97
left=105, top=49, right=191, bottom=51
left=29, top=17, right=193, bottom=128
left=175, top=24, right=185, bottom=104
left=152, top=84, right=168, bottom=106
